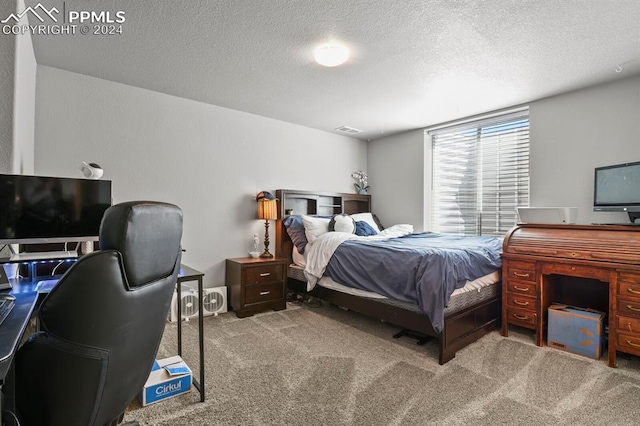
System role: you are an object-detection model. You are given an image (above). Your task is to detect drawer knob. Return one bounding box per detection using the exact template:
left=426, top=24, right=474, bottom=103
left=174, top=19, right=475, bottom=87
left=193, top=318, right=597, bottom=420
left=513, top=272, right=530, bottom=278
left=514, top=300, right=529, bottom=306
left=626, top=339, right=640, bottom=348
left=627, top=305, right=640, bottom=312
left=259, top=291, right=270, bottom=296
left=513, top=285, right=529, bottom=292
left=259, top=272, right=271, bottom=277
left=513, top=313, right=529, bottom=320
left=627, top=288, right=640, bottom=295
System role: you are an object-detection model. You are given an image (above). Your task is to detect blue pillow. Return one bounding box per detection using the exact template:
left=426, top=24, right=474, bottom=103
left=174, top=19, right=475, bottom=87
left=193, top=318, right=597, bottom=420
left=283, top=215, right=308, bottom=254
left=355, top=220, right=378, bottom=236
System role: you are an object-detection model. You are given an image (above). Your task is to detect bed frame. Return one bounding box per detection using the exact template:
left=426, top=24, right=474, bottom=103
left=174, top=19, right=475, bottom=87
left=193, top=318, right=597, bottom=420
left=275, top=189, right=501, bottom=364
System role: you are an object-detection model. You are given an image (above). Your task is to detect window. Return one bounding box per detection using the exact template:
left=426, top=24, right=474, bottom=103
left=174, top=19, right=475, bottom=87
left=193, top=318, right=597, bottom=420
left=427, top=109, right=530, bottom=237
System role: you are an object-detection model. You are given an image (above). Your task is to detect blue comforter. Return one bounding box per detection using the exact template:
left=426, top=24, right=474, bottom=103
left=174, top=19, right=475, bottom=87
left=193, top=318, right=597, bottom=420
left=324, top=232, right=502, bottom=333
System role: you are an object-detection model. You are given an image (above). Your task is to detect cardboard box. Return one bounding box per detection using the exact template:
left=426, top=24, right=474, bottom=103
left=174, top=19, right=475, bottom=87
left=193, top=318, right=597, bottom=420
left=547, top=304, right=605, bottom=359
left=139, top=356, right=192, bottom=406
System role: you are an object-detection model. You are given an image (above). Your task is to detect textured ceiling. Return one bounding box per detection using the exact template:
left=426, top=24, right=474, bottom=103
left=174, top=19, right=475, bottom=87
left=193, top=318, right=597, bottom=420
left=24, top=0, right=640, bottom=141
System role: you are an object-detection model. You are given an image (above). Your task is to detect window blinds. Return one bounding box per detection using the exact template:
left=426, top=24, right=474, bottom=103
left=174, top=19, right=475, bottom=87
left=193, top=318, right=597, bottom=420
left=428, top=109, right=530, bottom=237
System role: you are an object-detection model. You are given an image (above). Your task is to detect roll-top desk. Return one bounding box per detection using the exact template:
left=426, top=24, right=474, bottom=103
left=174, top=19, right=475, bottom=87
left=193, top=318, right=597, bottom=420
left=501, top=224, right=640, bottom=367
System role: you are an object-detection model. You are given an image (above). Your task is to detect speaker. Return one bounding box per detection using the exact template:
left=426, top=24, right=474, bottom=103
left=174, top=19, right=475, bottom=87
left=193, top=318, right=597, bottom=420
left=169, top=285, right=227, bottom=322
left=516, top=207, right=577, bottom=224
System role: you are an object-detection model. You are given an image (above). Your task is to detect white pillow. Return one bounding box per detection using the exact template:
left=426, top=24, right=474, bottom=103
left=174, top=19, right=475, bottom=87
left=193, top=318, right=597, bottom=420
left=301, top=215, right=330, bottom=244
left=350, top=212, right=381, bottom=233
left=329, top=213, right=356, bottom=234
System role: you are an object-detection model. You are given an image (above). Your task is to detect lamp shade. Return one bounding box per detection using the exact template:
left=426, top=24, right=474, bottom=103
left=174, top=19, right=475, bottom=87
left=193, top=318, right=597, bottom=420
left=256, top=191, right=275, bottom=201
left=257, top=199, right=278, bottom=220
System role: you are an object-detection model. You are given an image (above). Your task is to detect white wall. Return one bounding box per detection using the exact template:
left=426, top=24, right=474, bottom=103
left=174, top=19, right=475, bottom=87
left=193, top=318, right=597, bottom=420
left=370, top=74, right=640, bottom=230
left=34, top=66, right=367, bottom=287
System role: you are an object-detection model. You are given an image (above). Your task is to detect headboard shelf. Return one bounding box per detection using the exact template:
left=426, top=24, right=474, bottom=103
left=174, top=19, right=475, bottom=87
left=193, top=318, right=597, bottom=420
left=275, top=189, right=371, bottom=259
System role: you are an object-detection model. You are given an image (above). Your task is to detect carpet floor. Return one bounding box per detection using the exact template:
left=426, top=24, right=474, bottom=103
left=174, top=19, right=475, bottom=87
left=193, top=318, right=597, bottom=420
left=124, top=301, right=640, bottom=425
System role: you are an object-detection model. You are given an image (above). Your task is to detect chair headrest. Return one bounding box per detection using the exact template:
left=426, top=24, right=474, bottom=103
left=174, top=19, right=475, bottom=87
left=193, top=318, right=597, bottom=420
left=99, top=201, right=183, bottom=288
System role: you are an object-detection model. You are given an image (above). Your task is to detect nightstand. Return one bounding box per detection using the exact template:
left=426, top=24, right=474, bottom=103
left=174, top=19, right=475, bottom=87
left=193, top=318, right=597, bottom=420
left=225, top=257, right=287, bottom=318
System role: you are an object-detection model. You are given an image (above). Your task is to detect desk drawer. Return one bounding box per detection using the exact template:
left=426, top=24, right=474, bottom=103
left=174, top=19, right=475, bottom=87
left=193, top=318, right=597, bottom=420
left=506, top=281, right=536, bottom=297
left=506, top=293, right=536, bottom=310
left=506, top=307, right=537, bottom=328
left=541, top=263, right=609, bottom=282
left=245, top=282, right=284, bottom=304
left=245, top=264, right=283, bottom=285
left=617, top=298, right=640, bottom=318
left=618, top=282, right=640, bottom=301
left=506, top=261, right=537, bottom=283
left=618, top=271, right=640, bottom=285
left=617, top=332, right=640, bottom=357
left=617, top=316, right=640, bottom=334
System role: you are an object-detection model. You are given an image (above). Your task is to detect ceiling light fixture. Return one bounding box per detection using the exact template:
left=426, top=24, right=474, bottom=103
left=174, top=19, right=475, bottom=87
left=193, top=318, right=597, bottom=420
left=314, top=43, right=349, bottom=67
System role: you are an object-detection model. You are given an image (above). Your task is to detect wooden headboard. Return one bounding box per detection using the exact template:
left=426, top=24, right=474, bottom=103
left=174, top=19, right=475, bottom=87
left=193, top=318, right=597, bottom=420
left=274, top=189, right=371, bottom=261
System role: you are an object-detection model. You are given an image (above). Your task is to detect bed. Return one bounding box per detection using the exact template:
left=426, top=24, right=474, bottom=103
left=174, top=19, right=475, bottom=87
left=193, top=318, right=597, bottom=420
left=274, top=189, right=502, bottom=364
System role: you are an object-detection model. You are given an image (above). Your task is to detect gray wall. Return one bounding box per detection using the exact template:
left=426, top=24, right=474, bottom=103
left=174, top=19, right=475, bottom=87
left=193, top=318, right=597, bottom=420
left=12, top=0, right=36, bottom=175
left=529, top=75, right=640, bottom=224
left=34, top=66, right=368, bottom=287
left=369, top=74, right=640, bottom=229
left=368, top=129, right=425, bottom=230
left=0, top=0, right=36, bottom=175
left=0, top=0, right=16, bottom=173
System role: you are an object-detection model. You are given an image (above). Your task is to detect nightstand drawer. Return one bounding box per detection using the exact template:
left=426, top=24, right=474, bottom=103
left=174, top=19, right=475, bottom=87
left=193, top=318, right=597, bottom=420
left=245, top=264, right=283, bottom=285
left=245, top=282, right=284, bottom=304
left=226, top=257, right=287, bottom=318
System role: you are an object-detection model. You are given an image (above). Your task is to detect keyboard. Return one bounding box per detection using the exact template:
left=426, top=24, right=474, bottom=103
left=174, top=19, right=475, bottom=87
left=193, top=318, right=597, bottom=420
left=0, top=295, right=15, bottom=326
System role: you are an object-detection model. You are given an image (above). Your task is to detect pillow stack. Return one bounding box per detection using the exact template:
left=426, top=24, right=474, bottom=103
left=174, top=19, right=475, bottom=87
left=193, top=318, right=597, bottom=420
left=283, top=213, right=384, bottom=254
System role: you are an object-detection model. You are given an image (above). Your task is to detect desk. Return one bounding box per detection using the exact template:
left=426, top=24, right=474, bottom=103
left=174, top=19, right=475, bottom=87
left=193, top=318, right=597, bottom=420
left=0, top=290, right=37, bottom=426
left=176, top=265, right=205, bottom=402
left=501, top=224, right=640, bottom=367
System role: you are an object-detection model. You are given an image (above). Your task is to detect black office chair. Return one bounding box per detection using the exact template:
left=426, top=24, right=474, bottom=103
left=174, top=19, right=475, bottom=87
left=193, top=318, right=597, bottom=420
left=15, top=201, right=183, bottom=426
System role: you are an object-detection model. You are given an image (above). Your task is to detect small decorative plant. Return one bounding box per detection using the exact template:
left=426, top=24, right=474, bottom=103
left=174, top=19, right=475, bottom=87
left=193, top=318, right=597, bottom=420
left=351, top=171, right=369, bottom=194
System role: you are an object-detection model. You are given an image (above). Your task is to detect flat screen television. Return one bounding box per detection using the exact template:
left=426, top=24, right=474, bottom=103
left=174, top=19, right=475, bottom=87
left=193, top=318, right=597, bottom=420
left=593, top=161, right=640, bottom=224
left=0, top=174, right=112, bottom=244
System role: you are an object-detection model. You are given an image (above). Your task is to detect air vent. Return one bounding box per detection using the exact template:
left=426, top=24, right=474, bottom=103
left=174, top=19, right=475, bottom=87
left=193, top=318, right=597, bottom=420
left=335, top=125, right=363, bottom=134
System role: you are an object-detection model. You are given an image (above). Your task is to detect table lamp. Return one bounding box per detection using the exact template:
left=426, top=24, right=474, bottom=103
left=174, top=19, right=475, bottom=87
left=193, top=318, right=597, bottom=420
left=256, top=191, right=278, bottom=258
